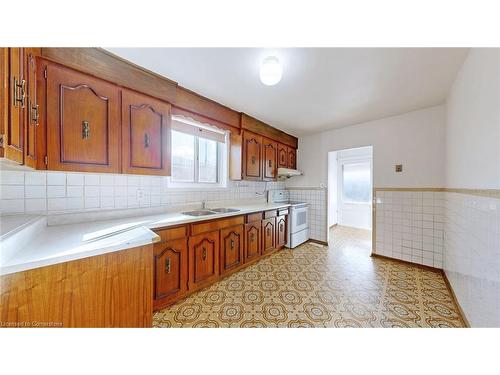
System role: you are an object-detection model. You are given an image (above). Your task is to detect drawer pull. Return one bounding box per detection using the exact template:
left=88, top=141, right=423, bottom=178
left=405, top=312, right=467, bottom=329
left=165, top=257, right=171, bottom=274
left=13, top=78, right=26, bottom=108
left=82, top=120, right=90, bottom=139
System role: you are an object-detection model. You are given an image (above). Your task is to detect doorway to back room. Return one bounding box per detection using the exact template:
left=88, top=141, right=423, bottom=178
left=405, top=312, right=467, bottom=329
left=327, top=146, right=373, bottom=244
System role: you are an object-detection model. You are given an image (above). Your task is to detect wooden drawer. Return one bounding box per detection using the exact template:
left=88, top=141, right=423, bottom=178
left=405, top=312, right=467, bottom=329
left=154, top=225, right=188, bottom=243
left=264, top=210, right=278, bottom=219
left=278, top=208, right=289, bottom=216
left=246, top=211, right=263, bottom=223
left=190, top=215, right=245, bottom=236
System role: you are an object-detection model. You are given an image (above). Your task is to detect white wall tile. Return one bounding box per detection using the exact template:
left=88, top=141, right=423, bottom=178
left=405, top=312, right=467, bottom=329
left=1, top=171, right=24, bottom=185
left=67, top=173, right=84, bottom=186
left=0, top=199, right=25, bottom=213
left=0, top=185, right=25, bottom=199
left=47, top=186, right=66, bottom=198
left=84, top=174, right=100, bottom=186
left=47, top=172, right=66, bottom=185
left=67, top=186, right=84, bottom=198
left=25, top=172, right=46, bottom=185
left=25, top=198, right=47, bottom=212
left=25, top=185, right=46, bottom=199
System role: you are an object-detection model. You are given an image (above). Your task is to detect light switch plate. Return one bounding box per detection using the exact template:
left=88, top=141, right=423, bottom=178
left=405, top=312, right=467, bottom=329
left=395, top=164, right=403, bottom=172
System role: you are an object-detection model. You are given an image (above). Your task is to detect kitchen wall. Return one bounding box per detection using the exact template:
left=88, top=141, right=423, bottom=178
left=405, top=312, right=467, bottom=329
left=287, top=105, right=446, bottom=189
left=0, top=169, right=284, bottom=215
left=444, top=48, right=500, bottom=327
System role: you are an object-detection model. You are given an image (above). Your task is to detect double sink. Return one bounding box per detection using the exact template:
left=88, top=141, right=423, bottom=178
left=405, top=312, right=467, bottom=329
left=181, top=207, right=241, bottom=217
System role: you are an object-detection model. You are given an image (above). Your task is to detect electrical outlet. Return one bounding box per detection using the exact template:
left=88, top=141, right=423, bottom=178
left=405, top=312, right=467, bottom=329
left=136, top=189, right=144, bottom=199
left=395, top=164, right=403, bottom=172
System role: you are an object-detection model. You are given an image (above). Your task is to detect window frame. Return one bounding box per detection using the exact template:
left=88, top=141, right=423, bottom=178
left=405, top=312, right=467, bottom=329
left=169, top=128, right=228, bottom=189
left=339, top=158, right=372, bottom=205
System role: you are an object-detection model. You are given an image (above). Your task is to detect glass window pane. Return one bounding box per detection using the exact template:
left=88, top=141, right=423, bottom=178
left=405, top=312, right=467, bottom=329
left=171, top=130, right=195, bottom=182
left=198, top=138, right=218, bottom=183
left=342, top=162, right=370, bottom=203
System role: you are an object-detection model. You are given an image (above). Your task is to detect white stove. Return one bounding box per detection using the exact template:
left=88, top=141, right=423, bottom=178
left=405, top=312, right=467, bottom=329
left=269, top=190, right=309, bottom=248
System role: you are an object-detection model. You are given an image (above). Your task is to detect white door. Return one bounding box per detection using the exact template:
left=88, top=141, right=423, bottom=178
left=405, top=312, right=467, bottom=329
left=338, top=159, right=372, bottom=229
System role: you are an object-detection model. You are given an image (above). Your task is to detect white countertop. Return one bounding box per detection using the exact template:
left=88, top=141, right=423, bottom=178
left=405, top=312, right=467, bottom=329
left=0, top=202, right=290, bottom=276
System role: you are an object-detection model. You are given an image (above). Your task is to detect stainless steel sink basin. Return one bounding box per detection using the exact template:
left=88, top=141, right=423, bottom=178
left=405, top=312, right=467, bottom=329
left=181, top=210, right=217, bottom=217
left=210, top=208, right=241, bottom=213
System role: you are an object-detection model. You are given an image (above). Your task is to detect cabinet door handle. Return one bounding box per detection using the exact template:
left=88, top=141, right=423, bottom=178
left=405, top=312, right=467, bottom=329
left=82, top=120, right=90, bottom=139
left=267, top=228, right=271, bottom=236
left=251, top=156, right=256, bottom=165
left=250, top=233, right=254, bottom=241
left=144, top=133, right=150, bottom=148
left=30, top=100, right=39, bottom=125
left=165, top=257, right=171, bottom=274
left=268, top=160, right=272, bottom=168
left=230, top=239, right=234, bottom=249
left=13, top=78, right=26, bottom=108
left=202, top=247, right=207, bottom=261
left=280, top=224, right=283, bottom=232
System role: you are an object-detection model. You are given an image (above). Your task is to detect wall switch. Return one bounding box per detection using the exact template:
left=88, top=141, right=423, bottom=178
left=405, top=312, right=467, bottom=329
left=395, top=164, right=403, bottom=172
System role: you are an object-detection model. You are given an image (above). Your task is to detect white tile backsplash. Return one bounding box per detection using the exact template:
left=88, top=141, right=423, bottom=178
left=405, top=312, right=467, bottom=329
left=288, top=188, right=327, bottom=242
left=1, top=170, right=284, bottom=215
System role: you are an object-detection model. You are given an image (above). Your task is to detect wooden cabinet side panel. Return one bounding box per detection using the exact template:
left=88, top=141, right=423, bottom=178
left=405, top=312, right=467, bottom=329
left=0, top=245, right=153, bottom=328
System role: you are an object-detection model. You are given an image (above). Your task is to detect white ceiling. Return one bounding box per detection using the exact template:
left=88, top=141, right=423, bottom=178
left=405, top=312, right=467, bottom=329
left=106, top=48, right=469, bottom=136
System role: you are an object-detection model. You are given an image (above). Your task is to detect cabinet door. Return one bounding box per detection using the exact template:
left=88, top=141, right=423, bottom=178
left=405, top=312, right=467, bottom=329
left=262, top=217, right=276, bottom=254
left=220, top=224, right=244, bottom=275
left=244, top=222, right=261, bottom=262
left=288, top=147, right=296, bottom=169
left=122, top=90, right=171, bottom=175
left=242, top=131, right=262, bottom=180
left=6, top=48, right=25, bottom=163
left=262, top=137, right=277, bottom=180
left=278, top=143, right=288, bottom=168
left=24, top=52, right=38, bottom=168
left=276, top=215, right=287, bottom=248
left=153, top=237, right=188, bottom=309
left=46, top=63, right=120, bottom=173
left=188, top=230, right=220, bottom=291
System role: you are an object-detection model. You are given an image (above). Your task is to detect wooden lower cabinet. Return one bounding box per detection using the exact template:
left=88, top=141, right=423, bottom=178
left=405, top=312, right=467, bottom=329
left=276, top=215, right=287, bottom=248
left=262, top=217, right=276, bottom=254
left=188, top=230, right=220, bottom=292
left=220, top=224, right=244, bottom=275
left=244, top=222, right=261, bottom=262
left=153, top=237, right=188, bottom=310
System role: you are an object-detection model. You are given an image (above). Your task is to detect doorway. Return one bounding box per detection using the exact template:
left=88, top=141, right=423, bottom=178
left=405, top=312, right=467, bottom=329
left=327, top=146, right=373, bottom=241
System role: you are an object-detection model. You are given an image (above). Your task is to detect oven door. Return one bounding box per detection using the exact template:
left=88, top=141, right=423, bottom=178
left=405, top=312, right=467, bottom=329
left=290, top=205, right=308, bottom=233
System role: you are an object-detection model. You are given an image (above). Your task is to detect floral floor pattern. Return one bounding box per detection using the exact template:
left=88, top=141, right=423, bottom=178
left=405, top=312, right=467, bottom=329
left=153, top=226, right=465, bottom=328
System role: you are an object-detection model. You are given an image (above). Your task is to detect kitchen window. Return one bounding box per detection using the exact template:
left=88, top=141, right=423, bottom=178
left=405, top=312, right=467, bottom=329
left=170, top=116, right=227, bottom=187
left=341, top=161, right=371, bottom=204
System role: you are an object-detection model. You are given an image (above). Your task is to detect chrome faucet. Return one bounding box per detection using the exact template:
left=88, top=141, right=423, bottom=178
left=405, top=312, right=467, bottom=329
left=201, top=200, right=207, bottom=209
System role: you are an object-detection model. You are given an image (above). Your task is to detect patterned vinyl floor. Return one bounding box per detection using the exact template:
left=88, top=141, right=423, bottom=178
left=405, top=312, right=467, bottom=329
left=153, top=226, right=465, bottom=328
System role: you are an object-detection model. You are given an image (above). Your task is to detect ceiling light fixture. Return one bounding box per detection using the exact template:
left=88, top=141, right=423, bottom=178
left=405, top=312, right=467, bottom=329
left=259, top=56, right=282, bottom=86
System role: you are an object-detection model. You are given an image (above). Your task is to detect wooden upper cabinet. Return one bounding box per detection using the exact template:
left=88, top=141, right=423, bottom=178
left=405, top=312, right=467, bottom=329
left=242, top=131, right=263, bottom=180
left=121, top=90, right=171, bottom=175
left=262, top=217, right=276, bottom=254
left=46, top=63, right=120, bottom=173
left=153, top=237, right=188, bottom=309
left=188, top=230, right=220, bottom=291
left=276, top=215, right=287, bottom=248
left=262, top=137, right=277, bottom=181
left=288, top=147, right=297, bottom=169
left=220, top=224, right=244, bottom=275
left=6, top=48, right=25, bottom=163
left=278, top=143, right=288, bottom=168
